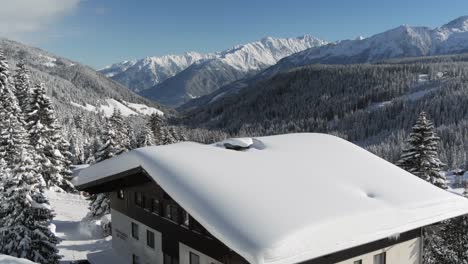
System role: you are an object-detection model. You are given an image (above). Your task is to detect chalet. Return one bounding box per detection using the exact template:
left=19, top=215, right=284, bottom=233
left=72, top=133, right=468, bottom=264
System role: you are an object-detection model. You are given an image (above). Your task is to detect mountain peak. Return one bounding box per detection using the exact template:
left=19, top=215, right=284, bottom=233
left=442, top=16, right=468, bottom=31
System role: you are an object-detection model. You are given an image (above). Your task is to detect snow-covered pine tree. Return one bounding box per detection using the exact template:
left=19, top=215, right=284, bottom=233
left=13, top=63, right=31, bottom=112
left=27, top=82, right=75, bottom=192
left=0, top=147, right=61, bottom=264
left=137, top=122, right=156, bottom=147
left=126, top=121, right=137, bottom=150
left=396, top=112, right=447, bottom=189
left=169, top=126, right=187, bottom=143
left=95, top=117, right=127, bottom=163
left=88, top=193, right=110, bottom=217
left=149, top=113, right=175, bottom=145
left=0, top=52, right=60, bottom=262
left=89, top=110, right=130, bottom=218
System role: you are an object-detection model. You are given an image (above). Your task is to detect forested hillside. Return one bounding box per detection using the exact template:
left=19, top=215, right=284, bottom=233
left=179, top=54, right=468, bottom=169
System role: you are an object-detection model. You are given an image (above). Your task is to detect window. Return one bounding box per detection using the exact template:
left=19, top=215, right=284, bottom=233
left=142, top=195, right=147, bottom=210
left=165, top=204, right=179, bottom=222
left=373, top=252, right=386, bottom=264
left=182, top=210, right=190, bottom=227
left=117, top=189, right=124, bottom=200
left=131, top=222, right=139, bottom=240
left=147, top=230, right=155, bottom=249
left=164, top=254, right=179, bottom=264
left=190, top=252, right=200, bottom=264
left=132, top=254, right=140, bottom=264
left=353, top=260, right=362, bottom=264
left=151, top=198, right=161, bottom=215
left=135, top=192, right=143, bottom=207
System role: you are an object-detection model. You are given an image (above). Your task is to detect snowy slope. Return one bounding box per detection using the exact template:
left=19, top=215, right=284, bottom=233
left=140, top=35, right=327, bottom=106
left=267, top=16, right=468, bottom=75
left=71, top=98, right=164, bottom=117
left=74, top=133, right=468, bottom=264
left=100, top=52, right=216, bottom=93
left=0, top=38, right=168, bottom=117
left=46, top=191, right=113, bottom=262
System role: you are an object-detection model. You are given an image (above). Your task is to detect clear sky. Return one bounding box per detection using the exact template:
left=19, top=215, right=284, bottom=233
left=3, top=0, right=468, bottom=69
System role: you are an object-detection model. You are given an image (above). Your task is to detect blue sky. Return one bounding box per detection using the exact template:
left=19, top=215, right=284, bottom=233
left=5, top=0, right=468, bottom=69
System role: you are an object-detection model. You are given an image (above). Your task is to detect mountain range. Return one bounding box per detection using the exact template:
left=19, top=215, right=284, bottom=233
left=101, top=35, right=327, bottom=106
left=181, top=16, right=468, bottom=110
left=101, top=16, right=468, bottom=108
left=264, top=16, right=468, bottom=75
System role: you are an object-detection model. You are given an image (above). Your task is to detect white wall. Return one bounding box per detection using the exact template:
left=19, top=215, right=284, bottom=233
left=336, top=237, right=421, bottom=264
left=112, top=209, right=164, bottom=264
left=179, top=243, right=223, bottom=264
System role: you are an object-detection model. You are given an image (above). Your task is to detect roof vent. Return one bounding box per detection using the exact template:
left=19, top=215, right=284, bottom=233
left=222, top=138, right=254, bottom=151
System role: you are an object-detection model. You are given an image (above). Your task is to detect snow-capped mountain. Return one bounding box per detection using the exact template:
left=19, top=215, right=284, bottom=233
left=266, top=16, right=468, bottom=75
left=100, top=52, right=216, bottom=93
left=139, top=35, right=327, bottom=106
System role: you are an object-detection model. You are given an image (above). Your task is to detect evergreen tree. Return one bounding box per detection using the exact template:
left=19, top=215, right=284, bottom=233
left=95, top=117, right=127, bottom=162
left=0, top=51, right=60, bottom=263
left=396, top=112, right=447, bottom=189
left=27, top=83, right=75, bottom=192
left=13, top=63, right=31, bottom=112
left=149, top=113, right=175, bottom=145
left=89, top=110, right=130, bottom=217
left=126, top=121, right=137, bottom=150
left=137, top=123, right=156, bottom=147
left=169, top=126, right=187, bottom=143
left=87, top=193, right=110, bottom=217
left=0, top=148, right=61, bottom=264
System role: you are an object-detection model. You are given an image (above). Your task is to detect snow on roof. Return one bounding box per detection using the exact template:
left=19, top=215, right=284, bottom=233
left=73, top=133, right=468, bottom=264
left=0, top=254, right=38, bottom=264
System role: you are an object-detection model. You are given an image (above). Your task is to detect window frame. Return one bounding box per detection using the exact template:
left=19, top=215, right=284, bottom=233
left=132, top=254, right=140, bottom=264
left=373, top=252, right=386, bottom=264
left=131, top=222, right=139, bottom=240
left=165, top=204, right=179, bottom=222
left=151, top=198, right=161, bottom=215
left=164, top=254, right=179, bottom=264
left=135, top=192, right=143, bottom=207
left=189, top=252, right=200, bottom=264
left=146, top=230, right=155, bottom=249
left=353, top=260, right=362, bottom=264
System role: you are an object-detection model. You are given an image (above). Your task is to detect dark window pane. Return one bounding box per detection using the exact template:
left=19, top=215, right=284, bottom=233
left=131, top=222, right=139, bottom=240
left=165, top=204, right=179, bottom=222
left=190, top=252, right=199, bottom=264
left=164, top=254, right=172, bottom=264
left=354, top=260, right=362, bottom=264
left=152, top=199, right=161, bottom=215
left=133, top=254, right=140, bottom=264
left=135, top=192, right=143, bottom=207
left=142, top=195, right=147, bottom=209
left=146, top=230, right=155, bottom=248
left=373, top=252, right=386, bottom=264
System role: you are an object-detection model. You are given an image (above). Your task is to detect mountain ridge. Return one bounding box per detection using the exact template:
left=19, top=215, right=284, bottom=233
left=139, top=35, right=327, bottom=106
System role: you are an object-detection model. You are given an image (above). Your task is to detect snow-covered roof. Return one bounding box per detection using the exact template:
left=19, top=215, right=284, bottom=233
left=73, top=133, right=468, bottom=264
left=0, top=254, right=38, bottom=264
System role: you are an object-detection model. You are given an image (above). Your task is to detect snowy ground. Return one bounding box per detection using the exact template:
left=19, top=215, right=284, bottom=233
left=46, top=191, right=113, bottom=263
